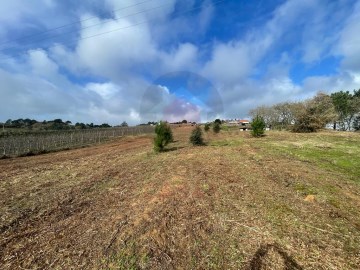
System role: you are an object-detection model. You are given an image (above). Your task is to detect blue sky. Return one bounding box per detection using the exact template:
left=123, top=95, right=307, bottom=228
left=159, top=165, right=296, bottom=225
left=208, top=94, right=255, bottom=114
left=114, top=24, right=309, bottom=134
left=0, top=0, right=359, bottom=124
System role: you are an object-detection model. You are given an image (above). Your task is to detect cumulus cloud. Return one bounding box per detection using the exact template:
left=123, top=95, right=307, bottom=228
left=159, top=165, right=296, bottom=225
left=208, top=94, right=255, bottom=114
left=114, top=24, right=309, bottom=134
left=0, top=0, right=359, bottom=124
left=337, top=1, right=360, bottom=72
left=0, top=67, right=79, bottom=119
left=159, top=43, right=199, bottom=73
left=163, top=98, right=201, bottom=123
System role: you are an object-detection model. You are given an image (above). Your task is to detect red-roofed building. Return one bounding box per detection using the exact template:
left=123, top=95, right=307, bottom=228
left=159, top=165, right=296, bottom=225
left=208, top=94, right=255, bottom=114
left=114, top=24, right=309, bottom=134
left=226, top=119, right=251, bottom=130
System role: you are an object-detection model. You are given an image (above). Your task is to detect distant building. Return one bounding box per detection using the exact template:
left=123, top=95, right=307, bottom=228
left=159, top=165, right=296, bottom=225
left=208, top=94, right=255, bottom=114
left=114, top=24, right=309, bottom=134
left=225, top=119, right=251, bottom=130
left=238, top=120, right=251, bottom=131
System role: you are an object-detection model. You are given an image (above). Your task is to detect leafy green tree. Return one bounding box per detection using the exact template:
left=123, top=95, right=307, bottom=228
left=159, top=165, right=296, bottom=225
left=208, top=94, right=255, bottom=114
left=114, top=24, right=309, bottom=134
left=354, top=89, right=360, bottom=98
left=251, top=115, right=266, bottom=137
left=75, top=122, right=86, bottom=129
left=331, top=91, right=352, bottom=130
left=204, top=123, right=210, bottom=132
left=154, top=121, right=173, bottom=152
left=331, top=90, right=360, bottom=130
left=293, top=93, right=336, bottom=132
left=214, top=119, right=222, bottom=125
left=353, top=115, right=360, bottom=131
left=5, top=119, right=12, bottom=127
left=189, top=126, right=204, bottom=145
left=53, top=119, right=63, bottom=124
left=213, top=122, right=221, bottom=133
left=121, top=121, right=128, bottom=127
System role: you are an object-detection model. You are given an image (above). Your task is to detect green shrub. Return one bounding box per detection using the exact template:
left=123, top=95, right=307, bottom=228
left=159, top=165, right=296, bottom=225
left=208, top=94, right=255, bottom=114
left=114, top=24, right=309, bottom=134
left=213, top=122, right=221, bottom=133
left=190, top=126, right=204, bottom=146
left=251, top=115, right=266, bottom=137
left=154, top=121, right=173, bottom=152
left=204, top=123, right=210, bottom=132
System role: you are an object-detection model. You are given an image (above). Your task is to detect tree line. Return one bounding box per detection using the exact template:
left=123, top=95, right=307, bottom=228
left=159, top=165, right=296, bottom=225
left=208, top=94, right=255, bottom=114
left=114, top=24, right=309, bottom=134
left=1, top=118, right=129, bottom=131
left=249, top=89, right=360, bottom=132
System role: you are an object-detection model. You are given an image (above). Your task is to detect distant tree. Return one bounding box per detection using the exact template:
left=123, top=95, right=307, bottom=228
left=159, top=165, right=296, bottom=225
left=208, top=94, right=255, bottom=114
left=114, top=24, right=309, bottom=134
left=251, top=115, right=266, bottom=137
left=331, top=90, right=360, bottom=130
left=213, top=122, right=221, bottom=133
left=154, top=121, right=173, bottom=152
left=53, top=119, right=63, bottom=124
left=273, top=102, right=298, bottom=129
left=75, top=122, right=87, bottom=129
left=11, top=119, right=23, bottom=128
left=23, top=118, right=37, bottom=126
left=100, top=123, right=111, bottom=128
left=249, top=105, right=277, bottom=129
left=204, top=123, right=210, bottom=132
left=189, top=126, right=204, bottom=146
left=353, top=89, right=360, bottom=98
left=121, top=121, right=128, bottom=127
left=182, top=119, right=187, bottom=124
left=5, top=119, right=12, bottom=126
left=331, top=91, right=353, bottom=130
left=293, top=92, right=336, bottom=132
left=353, top=115, right=360, bottom=131
left=214, top=119, right=222, bottom=125
left=47, top=118, right=70, bottom=130
left=249, top=102, right=299, bottom=130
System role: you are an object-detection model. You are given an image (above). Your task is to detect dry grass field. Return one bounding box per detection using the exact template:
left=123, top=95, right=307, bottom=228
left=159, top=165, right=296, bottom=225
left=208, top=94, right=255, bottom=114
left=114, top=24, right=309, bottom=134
left=1, top=126, right=359, bottom=269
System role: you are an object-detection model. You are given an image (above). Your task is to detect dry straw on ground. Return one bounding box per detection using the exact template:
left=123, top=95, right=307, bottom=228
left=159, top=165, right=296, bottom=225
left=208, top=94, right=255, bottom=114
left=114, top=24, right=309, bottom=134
left=1, top=127, right=359, bottom=269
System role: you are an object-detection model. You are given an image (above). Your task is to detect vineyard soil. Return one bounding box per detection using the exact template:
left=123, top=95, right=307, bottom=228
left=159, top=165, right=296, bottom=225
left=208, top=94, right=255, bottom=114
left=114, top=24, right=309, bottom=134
left=1, top=127, right=360, bottom=269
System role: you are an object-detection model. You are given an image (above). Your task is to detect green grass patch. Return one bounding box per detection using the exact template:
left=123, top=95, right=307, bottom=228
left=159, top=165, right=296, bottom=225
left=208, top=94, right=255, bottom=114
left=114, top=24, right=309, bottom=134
left=210, top=139, right=244, bottom=147
left=252, top=132, right=360, bottom=182
left=105, top=243, right=148, bottom=270
left=294, top=183, right=318, bottom=195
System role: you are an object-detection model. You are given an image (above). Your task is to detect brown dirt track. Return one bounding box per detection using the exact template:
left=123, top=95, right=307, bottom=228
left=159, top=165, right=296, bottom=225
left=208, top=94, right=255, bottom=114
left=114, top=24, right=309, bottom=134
left=1, top=127, right=359, bottom=269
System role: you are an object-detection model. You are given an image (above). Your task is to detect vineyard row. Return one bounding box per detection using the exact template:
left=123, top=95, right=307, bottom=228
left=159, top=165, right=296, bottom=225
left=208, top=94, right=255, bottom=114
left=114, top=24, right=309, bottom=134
left=0, top=126, right=155, bottom=157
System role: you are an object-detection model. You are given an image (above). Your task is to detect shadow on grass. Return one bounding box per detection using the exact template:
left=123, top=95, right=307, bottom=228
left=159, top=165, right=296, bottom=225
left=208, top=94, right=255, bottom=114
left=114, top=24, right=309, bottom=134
left=162, top=146, right=185, bottom=152
left=248, top=243, right=303, bottom=270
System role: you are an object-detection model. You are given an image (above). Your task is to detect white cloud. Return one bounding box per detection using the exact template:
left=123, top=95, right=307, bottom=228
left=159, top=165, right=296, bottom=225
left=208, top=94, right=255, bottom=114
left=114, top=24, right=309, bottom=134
left=198, top=0, right=215, bottom=33
left=160, top=43, right=199, bottom=73
left=75, top=16, right=157, bottom=79
left=28, top=49, right=58, bottom=78
left=86, top=82, right=120, bottom=99
left=105, top=0, right=176, bottom=23
left=337, top=1, right=360, bottom=72
left=1, top=0, right=360, bottom=125
left=203, top=41, right=254, bottom=85
left=163, top=98, right=201, bottom=123
left=0, top=68, right=79, bottom=119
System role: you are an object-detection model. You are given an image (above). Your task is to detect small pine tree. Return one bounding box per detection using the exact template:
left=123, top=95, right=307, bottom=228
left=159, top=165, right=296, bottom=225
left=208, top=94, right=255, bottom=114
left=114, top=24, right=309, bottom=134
left=154, top=121, right=173, bottom=152
left=204, top=123, right=210, bottom=132
left=213, top=122, right=221, bottom=133
left=251, top=115, right=266, bottom=137
left=190, top=126, right=204, bottom=145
